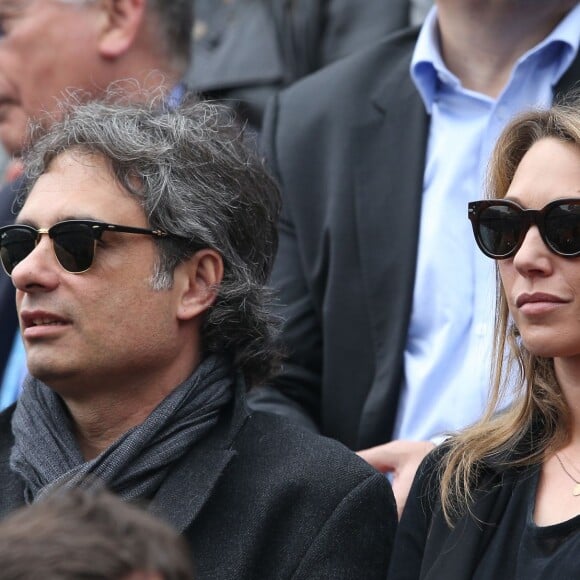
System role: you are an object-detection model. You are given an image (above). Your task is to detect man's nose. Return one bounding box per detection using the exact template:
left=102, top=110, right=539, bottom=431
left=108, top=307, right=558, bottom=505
left=10, top=236, right=61, bottom=292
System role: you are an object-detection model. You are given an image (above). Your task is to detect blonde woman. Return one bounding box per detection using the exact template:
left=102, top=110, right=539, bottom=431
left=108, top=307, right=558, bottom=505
left=388, top=100, right=580, bottom=579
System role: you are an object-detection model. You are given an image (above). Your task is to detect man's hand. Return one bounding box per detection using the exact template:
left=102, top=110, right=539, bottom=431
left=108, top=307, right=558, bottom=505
left=357, top=440, right=434, bottom=519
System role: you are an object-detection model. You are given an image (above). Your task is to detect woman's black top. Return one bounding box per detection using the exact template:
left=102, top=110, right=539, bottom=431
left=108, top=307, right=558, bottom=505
left=388, top=452, right=580, bottom=580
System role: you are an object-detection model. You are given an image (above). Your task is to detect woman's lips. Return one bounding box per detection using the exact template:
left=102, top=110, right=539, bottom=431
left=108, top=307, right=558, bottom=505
left=516, top=292, right=569, bottom=315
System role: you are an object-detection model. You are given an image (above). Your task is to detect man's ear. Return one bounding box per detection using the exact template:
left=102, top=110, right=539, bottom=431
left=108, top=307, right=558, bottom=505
left=97, top=0, right=146, bottom=59
left=175, top=250, right=224, bottom=321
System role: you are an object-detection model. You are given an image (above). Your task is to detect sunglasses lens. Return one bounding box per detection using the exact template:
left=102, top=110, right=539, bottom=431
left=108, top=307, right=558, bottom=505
left=477, top=204, right=523, bottom=258
left=0, top=227, right=37, bottom=275
left=51, top=223, right=96, bottom=273
left=545, top=203, right=580, bottom=256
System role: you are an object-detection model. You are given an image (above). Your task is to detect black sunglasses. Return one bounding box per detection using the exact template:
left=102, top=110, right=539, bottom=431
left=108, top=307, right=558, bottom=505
left=0, top=220, right=187, bottom=276
left=468, top=198, right=580, bottom=260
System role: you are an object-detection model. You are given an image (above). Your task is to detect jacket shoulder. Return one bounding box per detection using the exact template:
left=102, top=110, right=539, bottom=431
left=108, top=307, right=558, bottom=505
left=273, top=27, right=419, bottom=118
left=185, top=408, right=397, bottom=578
left=238, top=411, right=393, bottom=496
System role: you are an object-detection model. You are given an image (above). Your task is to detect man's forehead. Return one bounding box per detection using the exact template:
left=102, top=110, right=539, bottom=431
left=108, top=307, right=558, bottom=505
left=39, top=150, right=115, bottom=182
left=19, top=152, right=144, bottom=225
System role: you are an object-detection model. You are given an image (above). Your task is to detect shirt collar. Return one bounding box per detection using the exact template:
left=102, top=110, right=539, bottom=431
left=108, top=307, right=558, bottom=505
left=529, top=2, right=580, bottom=84
left=167, top=82, right=187, bottom=109
left=411, top=3, right=580, bottom=113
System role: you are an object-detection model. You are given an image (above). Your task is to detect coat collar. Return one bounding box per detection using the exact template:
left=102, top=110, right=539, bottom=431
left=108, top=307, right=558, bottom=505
left=150, top=376, right=250, bottom=532
left=0, top=405, right=24, bottom=518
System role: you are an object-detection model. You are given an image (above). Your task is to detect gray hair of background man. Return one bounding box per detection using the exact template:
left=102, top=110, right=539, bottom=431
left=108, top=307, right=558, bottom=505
left=0, top=485, right=194, bottom=580
left=61, top=0, right=194, bottom=71
left=18, top=94, right=282, bottom=386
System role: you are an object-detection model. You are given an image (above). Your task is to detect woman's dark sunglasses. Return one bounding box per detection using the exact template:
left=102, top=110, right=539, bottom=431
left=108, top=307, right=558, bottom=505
left=468, top=198, right=580, bottom=260
left=0, top=220, right=187, bottom=276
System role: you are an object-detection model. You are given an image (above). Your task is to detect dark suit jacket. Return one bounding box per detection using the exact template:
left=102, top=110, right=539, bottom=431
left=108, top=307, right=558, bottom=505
left=248, top=28, right=580, bottom=450
left=0, top=390, right=397, bottom=579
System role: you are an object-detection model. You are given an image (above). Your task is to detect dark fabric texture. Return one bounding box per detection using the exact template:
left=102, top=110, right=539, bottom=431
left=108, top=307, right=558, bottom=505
left=10, top=355, right=233, bottom=503
left=0, top=178, right=23, bottom=381
left=387, top=446, right=520, bottom=580
left=187, top=0, right=410, bottom=130
left=387, top=446, right=580, bottom=580
left=0, top=379, right=397, bottom=580
left=247, top=29, right=580, bottom=449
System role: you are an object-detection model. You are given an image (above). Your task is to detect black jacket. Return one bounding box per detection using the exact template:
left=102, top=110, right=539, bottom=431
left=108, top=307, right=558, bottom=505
left=0, top=388, right=397, bottom=580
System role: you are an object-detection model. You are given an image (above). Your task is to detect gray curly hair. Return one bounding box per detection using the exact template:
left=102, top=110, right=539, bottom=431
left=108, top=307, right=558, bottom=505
left=19, top=94, right=282, bottom=386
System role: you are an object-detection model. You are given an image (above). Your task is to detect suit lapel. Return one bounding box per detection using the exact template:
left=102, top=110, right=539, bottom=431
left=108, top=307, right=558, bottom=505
left=0, top=469, right=25, bottom=518
left=352, top=64, right=429, bottom=445
left=0, top=406, right=25, bottom=517
left=151, top=445, right=236, bottom=533
left=150, top=389, right=249, bottom=533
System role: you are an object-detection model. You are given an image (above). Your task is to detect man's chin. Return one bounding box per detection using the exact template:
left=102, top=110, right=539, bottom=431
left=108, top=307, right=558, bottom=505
left=26, top=361, right=76, bottom=389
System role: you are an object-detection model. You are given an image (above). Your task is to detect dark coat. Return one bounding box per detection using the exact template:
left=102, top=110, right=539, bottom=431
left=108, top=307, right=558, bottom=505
left=0, top=389, right=397, bottom=580
left=187, top=0, right=411, bottom=130
left=0, top=179, right=20, bottom=378
left=248, top=28, right=580, bottom=450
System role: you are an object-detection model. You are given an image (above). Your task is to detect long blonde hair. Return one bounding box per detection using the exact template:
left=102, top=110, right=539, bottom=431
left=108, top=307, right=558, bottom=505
left=439, top=99, right=580, bottom=525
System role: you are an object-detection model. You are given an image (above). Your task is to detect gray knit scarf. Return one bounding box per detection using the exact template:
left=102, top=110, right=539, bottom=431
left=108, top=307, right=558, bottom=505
left=10, top=354, right=234, bottom=504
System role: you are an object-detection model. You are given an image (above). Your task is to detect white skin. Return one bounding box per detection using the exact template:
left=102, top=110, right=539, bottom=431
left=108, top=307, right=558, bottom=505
left=0, top=0, right=181, bottom=155
left=497, top=138, right=580, bottom=526
left=358, top=0, right=579, bottom=519
left=11, top=150, right=223, bottom=460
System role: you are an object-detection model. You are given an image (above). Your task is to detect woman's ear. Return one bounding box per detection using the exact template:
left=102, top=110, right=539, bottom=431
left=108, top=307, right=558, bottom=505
left=175, top=250, right=224, bottom=321
left=96, top=0, right=146, bottom=59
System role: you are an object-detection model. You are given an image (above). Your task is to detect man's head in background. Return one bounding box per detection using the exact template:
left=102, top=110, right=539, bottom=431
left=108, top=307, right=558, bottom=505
left=0, top=0, right=193, bottom=156
left=0, top=485, right=195, bottom=580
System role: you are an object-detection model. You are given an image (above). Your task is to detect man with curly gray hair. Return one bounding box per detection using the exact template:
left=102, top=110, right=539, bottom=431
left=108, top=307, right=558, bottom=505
left=0, top=96, right=397, bottom=579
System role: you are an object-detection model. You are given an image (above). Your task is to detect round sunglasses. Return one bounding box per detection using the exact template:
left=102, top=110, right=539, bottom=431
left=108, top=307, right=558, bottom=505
left=0, top=220, right=188, bottom=276
left=468, top=198, right=580, bottom=260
